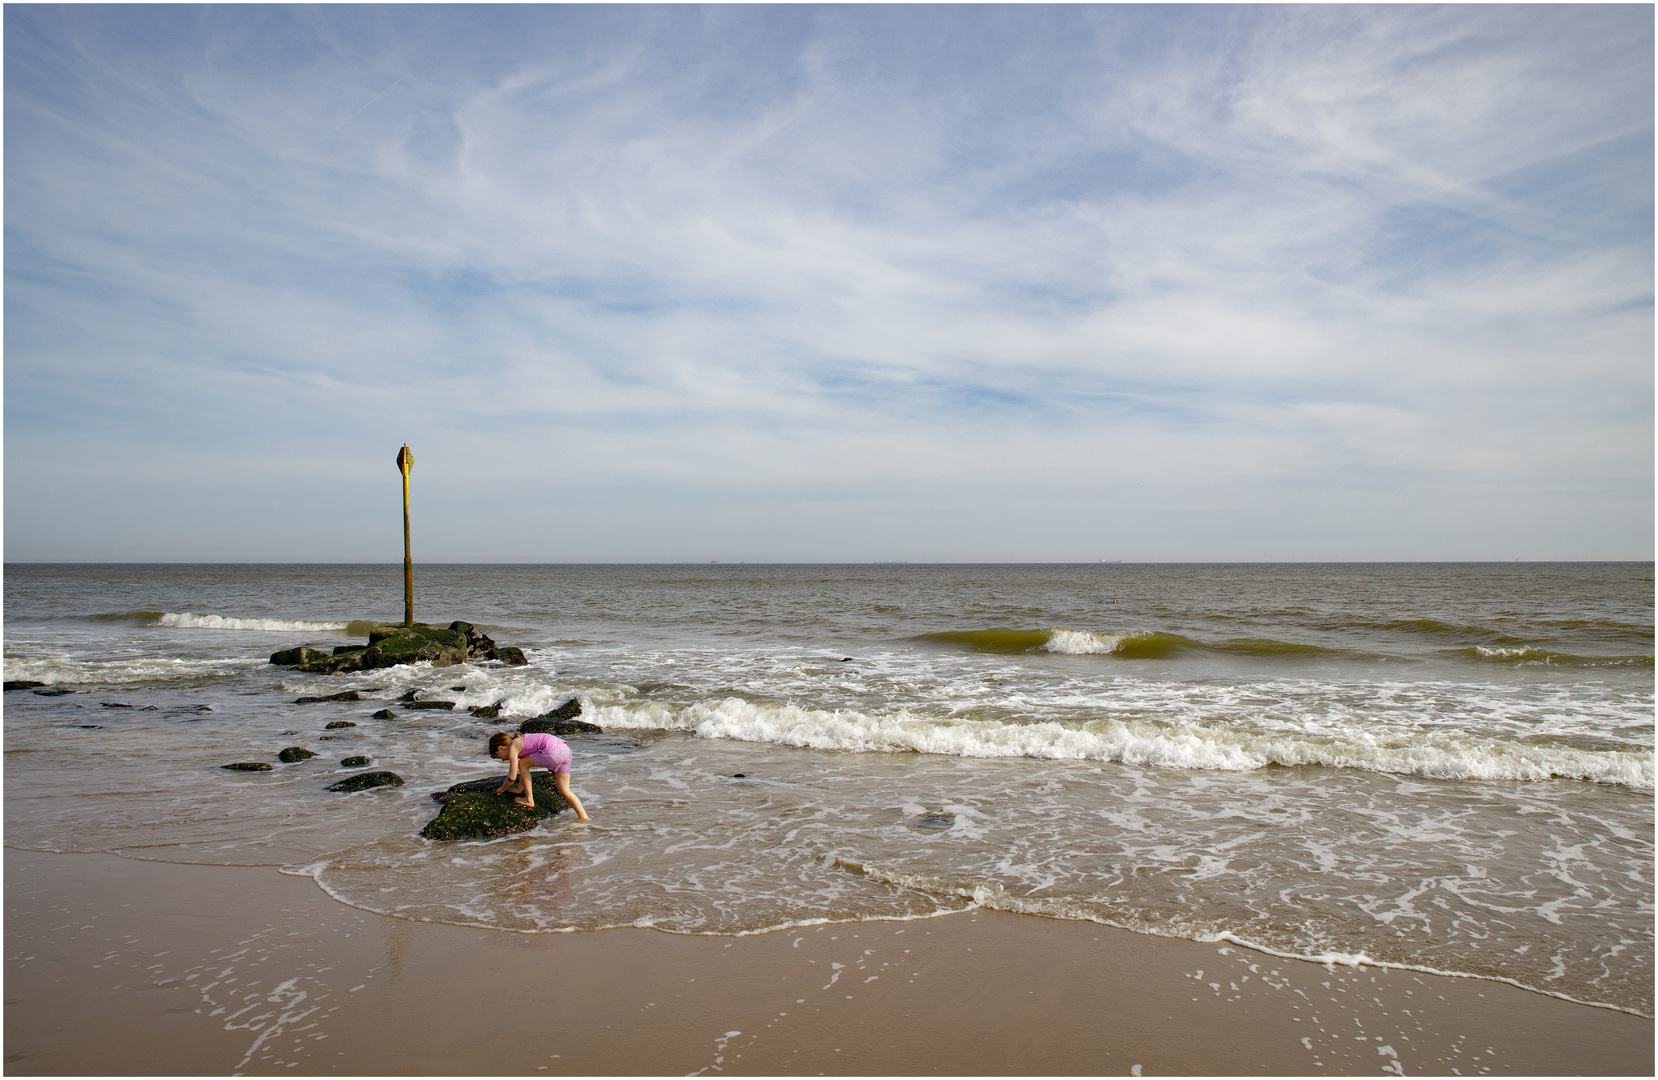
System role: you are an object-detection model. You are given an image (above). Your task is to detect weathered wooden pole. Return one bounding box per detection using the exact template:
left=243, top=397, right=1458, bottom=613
left=396, top=444, right=414, bottom=627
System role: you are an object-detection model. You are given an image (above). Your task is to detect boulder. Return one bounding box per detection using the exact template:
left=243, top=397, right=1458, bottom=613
left=405, top=700, right=455, bottom=711
left=327, top=770, right=404, bottom=793
left=270, top=646, right=330, bottom=667
left=325, top=720, right=357, bottom=729
left=296, top=691, right=361, bottom=704
left=469, top=700, right=506, bottom=718
left=277, top=746, right=317, bottom=763
left=222, top=761, right=272, bottom=771
left=490, top=647, right=528, bottom=666
left=340, top=755, right=371, bottom=767
left=421, top=774, right=570, bottom=841
left=518, top=698, right=602, bottom=736
left=371, top=709, right=397, bottom=720
left=5, top=680, right=45, bottom=690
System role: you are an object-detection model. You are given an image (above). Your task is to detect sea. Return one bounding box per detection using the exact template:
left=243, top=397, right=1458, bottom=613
left=3, top=562, right=1652, bottom=1018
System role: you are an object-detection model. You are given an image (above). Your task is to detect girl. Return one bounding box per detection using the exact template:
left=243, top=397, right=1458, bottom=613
left=487, top=731, right=591, bottom=821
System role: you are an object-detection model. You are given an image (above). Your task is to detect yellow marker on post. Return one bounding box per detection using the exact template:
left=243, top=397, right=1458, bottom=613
left=396, top=444, right=414, bottom=627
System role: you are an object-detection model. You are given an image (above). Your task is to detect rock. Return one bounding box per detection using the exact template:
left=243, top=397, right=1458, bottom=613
left=518, top=698, right=602, bottom=736
left=421, top=774, right=570, bottom=841
left=327, top=770, right=404, bottom=793
left=222, top=762, right=272, bottom=771
left=5, top=680, right=46, bottom=690
left=340, top=755, right=371, bottom=767
left=519, top=717, right=603, bottom=736
left=405, top=700, right=455, bottom=711
left=34, top=688, right=74, bottom=697
left=398, top=689, right=418, bottom=701
left=469, top=700, right=506, bottom=718
left=490, top=646, right=528, bottom=666
left=325, top=720, right=357, bottom=729
left=277, top=746, right=317, bottom=763
left=270, top=646, right=330, bottom=667
left=319, top=734, right=347, bottom=740
left=296, top=691, right=362, bottom=704
left=450, top=685, right=468, bottom=692
left=101, top=702, right=132, bottom=708
left=371, top=709, right=397, bottom=720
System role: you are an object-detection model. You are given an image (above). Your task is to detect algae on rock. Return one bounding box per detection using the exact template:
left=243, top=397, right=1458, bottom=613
left=420, top=774, right=570, bottom=841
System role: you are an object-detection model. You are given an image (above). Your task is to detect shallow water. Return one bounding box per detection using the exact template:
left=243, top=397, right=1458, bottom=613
left=3, top=562, right=1651, bottom=1015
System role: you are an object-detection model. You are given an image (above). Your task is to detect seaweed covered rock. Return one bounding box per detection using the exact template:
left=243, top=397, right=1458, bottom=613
left=325, top=720, right=357, bottom=729
left=371, top=709, right=397, bottom=720
left=297, top=691, right=361, bottom=704
left=269, top=646, right=329, bottom=667
left=277, top=746, right=317, bottom=763
left=327, top=770, right=403, bottom=793
left=405, top=700, right=455, bottom=711
left=469, top=701, right=505, bottom=718
left=222, top=761, right=272, bottom=771
left=340, top=755, right=371, bottom=767
left=519, top=698, right=602, bottom=736
left=421, top=774, right=570, bottom=841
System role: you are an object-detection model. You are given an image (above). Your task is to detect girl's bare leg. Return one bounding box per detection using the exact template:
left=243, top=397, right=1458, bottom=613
left=554, top=772, right=590, bottom=821
left=512, top=769, right=535, bottom=807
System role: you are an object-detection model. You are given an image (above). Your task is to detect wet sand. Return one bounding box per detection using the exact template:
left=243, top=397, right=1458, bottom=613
left=3, top=847, right=1649, bottom=1076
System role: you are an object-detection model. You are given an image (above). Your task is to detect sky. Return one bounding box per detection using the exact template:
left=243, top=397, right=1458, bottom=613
left=4, top=4, right=1652, bottom=563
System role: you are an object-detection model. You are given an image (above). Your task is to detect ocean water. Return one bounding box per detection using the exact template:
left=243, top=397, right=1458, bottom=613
left=3, top=562, right=1652, bottom=1016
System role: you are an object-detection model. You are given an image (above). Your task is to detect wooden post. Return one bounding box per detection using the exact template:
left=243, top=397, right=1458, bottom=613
left=396, top=444, right=414, bottom=627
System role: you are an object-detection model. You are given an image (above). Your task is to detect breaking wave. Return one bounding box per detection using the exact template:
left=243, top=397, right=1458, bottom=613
left=89, top=611, right=369, bottom=634
left=590, top=697, right=1653, bottom=789
left=920, top=628, right=1350, bottom=660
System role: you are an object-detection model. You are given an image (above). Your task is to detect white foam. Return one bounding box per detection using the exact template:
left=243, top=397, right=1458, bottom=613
left=2, top=656, right=265, bottom=686
left=1043, top=629, right=1127, bottom=654
left=588, top=697, right=1655, bottom=788
left=155, top=612, right=351, bottom=632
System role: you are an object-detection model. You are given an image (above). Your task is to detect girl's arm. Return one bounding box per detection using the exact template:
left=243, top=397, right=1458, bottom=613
left=494, top=738, right=523, bottom=794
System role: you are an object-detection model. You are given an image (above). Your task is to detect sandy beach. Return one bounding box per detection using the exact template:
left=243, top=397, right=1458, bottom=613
left=4, top=847, right=1649, bottom=1076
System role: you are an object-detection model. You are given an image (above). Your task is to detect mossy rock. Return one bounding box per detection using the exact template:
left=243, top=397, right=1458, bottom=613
left=223, top=761, right=272, bottom=772
left=277, top=746, right=317, bottom=763
left=327, top=770, right=404, bottom=793
left=340, top=755, right=371, bottom=767
left=420, top=774, right=569, bottom=841
left=371, top=709, right=397, bottom=720
left=325, top=720, right=357, bottom=729
left=270, top=646, right=329, bottom=667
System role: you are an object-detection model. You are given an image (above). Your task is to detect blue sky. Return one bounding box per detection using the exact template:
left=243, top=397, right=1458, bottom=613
left=5, top=5, right=1652, bottom=562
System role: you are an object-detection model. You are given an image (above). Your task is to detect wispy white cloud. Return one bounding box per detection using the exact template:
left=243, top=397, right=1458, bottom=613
left=4, top=5, right=1650, bottom=561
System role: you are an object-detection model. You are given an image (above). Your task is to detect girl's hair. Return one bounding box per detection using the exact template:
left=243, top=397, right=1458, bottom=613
left=487, top=732, right=514, bottom=756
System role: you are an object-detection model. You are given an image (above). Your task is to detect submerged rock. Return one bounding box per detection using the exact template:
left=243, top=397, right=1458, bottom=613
left=371, top=709, right=397, bottom=720
left=277, top=746, right=317, bottom=763
left=5, top=680, right=45, bottom=690
left=421, top=774, right=570, bottom=841
left=325, top=720, right=357, bottom=729
left=34, top=688, right=74, bottom=697
left=340, top=755, right=371, bottom=767
left=222, top=761, right=272, bottom=772
left=405, top=700, right=455, bottom=711
left=327, top=770, right=404, bottom=793
left=296, top=691, right=362, bottom=704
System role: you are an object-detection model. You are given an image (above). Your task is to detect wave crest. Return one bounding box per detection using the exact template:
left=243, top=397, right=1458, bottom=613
left=590, top=697, right=1653, bottom=789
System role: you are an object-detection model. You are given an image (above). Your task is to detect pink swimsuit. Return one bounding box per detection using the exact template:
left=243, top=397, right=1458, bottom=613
left=517, top=732, right=572, bottom=774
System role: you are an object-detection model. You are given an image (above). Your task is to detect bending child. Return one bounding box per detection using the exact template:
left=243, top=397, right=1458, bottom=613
left=487, top=730, right=591, bottom=821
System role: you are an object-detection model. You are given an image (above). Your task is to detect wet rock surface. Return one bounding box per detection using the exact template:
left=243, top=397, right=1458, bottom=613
left=340, top=755, right=371, bottom=767
left=518, top=697, right=603, bottom=736
left=421, top=774, right=570, bottom=841
left=269, top=621, right=530, bottom=674
left=296, top=691, right=361, bottom=704
left=222, top=761, right=272, bottom=771
left=325, top=720, right=357, bottom=729
left=5, top=680, right=46, bottom=690
left=277, top=746, right=317, bottom=763
left=327, top=770, right=404, bottom=793
left=371, top=709, right=397, bottom=720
